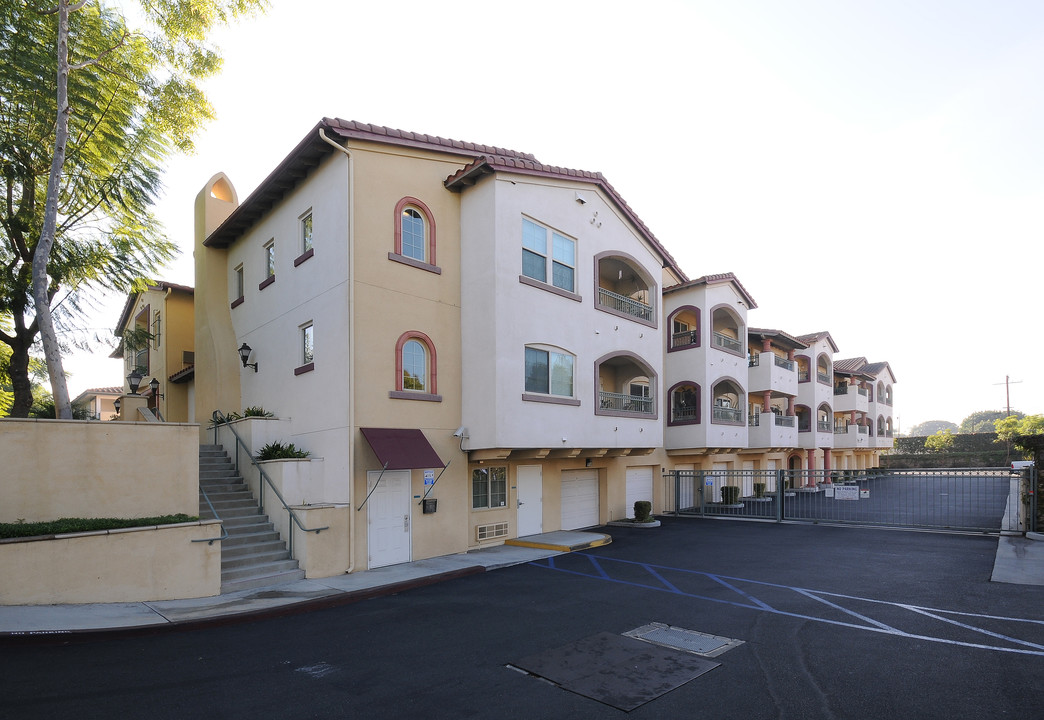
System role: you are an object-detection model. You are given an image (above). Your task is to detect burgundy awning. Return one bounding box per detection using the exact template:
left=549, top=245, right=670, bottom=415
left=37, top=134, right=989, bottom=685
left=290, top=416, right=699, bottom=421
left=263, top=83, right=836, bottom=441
left=360, top=428, right=446, bottom=470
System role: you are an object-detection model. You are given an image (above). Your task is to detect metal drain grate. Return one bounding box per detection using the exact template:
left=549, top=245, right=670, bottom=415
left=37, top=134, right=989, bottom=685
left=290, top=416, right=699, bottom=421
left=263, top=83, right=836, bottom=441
left=624, top=623, right=743, bottom=657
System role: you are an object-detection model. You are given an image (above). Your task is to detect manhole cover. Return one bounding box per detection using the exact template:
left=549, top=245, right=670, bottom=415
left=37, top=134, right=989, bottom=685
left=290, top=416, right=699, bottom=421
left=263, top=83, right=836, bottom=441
left=624, top=623, right=743, bottom=657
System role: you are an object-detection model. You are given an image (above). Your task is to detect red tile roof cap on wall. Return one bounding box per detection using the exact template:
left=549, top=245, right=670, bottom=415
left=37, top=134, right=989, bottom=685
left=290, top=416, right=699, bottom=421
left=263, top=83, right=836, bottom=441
left=795, top=331, right=840, bottom=354
left=663, top=272, right=757, bottom=309
left=444, top=155, right=687, bottom=281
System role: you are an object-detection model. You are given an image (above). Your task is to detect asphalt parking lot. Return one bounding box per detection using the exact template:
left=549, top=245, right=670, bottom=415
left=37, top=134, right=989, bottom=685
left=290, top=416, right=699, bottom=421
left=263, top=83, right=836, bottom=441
left=3, top=518, right=1043, bottom=719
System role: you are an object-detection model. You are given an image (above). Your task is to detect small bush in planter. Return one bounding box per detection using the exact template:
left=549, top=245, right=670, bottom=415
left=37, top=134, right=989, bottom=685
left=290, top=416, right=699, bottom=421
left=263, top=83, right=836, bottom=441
left=256, top=441, right=310, bottom=461
left=753, top=482, right=766, bottom=498
left=720, top=486, right=740, bottom=504
left=243, top=406, right=274, bottom=418
left=633, top=500, right=653, bottom=522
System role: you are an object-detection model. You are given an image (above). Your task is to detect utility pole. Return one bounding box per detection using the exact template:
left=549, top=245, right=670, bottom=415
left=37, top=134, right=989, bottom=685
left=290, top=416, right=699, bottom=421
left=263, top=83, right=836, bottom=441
left=993, top=375, right=1023, bottom=416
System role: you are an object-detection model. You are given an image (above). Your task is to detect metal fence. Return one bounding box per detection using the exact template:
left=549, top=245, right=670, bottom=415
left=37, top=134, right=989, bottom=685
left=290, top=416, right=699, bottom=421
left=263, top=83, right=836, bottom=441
left=662, top=467, right=1036, bottom=534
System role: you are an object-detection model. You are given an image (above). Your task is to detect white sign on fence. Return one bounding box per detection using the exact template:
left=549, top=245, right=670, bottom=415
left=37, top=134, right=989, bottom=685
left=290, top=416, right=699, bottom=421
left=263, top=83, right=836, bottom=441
left=834, top=485, right=860, bottom=501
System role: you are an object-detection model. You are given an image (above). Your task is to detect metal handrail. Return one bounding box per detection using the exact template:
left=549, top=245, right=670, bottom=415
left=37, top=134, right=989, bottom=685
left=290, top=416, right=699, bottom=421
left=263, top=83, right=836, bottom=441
left=193, top=484, right=230, bottom=544
left=210, top=410, right=327, bottom=558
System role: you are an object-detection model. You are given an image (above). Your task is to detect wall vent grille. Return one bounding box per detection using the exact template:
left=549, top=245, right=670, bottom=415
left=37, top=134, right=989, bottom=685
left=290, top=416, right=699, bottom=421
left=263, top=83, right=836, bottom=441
left=476, top=522, right=509, bottom=541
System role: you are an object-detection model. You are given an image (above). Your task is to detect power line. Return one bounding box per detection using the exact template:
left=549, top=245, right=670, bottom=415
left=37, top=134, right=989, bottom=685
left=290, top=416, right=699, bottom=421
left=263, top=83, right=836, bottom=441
left=992, top=375, right=1023, bottom=416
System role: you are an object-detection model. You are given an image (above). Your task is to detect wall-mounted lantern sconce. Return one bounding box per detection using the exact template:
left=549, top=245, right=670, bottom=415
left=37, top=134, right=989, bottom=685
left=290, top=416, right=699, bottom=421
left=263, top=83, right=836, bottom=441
left=127, top=370, right=143, bottom=395
left=148, top=377, right=164, bottom=400
left=113, top=397, right=121, bottom=415
left=238, top=343, right=258, bottom=373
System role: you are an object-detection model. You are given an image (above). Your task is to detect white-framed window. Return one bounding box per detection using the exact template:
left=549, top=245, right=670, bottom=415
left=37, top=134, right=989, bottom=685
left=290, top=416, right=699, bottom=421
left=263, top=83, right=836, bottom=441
left=522, top=217, right=575, bottom=293
left=302, top=323, right=314, bottom=365
left=402, top=339, right=427, bottom=391
left=263, top=240, right=275, bottom=278
left=401, top=207, right=425, bottom=262
left=234, top=264, right=244, bottom=299
left=301, top=212, right=313, bottom=253
left=472, top=467, right=507, bottom=509
left=525, top=346, right=574, bottom=397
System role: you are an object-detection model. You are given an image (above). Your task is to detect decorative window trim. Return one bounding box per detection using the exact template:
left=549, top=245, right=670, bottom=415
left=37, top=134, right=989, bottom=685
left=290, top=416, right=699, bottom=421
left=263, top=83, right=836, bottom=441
left=230, top=296, right=244, bottom=309
left=388, top=252, right=442, bottom=274
left=232, top=264, right=245, bottom=307
left=524, top=344, right=577, bottom=402
left=391, top=330, right=440, bottom=400
left=258, top=274, right=275, bottom=291
left=667, top=381, right=701, bottom=426
left=294, top=362, right=315, bottom=376
left=393, top=197, right=438, bottom=268
left=521, top=216, right=577, bottom=295
left=300, top=209, right=313, bottom=254
left=294, top=248, right=314, bottom=267
left=263, top=239, right=275, bottom=280
left=522, top=393, right=581, bottom=407
left=518, top=274, right=582, bottom=302
left=667, top=305, right=701, bottom=352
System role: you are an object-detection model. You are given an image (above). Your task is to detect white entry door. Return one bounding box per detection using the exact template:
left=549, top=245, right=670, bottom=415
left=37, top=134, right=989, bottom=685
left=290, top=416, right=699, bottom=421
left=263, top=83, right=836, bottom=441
left=367, top=470, right=411, bottom=568
left=561, top=469, right=599, bottom=530
left=625, top=467, right=653, bottom=519
left=516, top=465, right=543, bottom=537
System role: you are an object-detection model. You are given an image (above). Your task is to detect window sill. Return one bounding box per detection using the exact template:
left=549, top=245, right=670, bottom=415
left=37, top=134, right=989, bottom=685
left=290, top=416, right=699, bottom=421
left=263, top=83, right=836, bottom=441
left=522, top=393, right=581, bottom=407
left=518, top=275, right=581, bottom=303
left=389, top=253, right=442, bottom=275
left=389, top=390, right=442, bottom=402
left=294, top=362, right=315, bottom=376
left=294, top=248, right=314, bottom=267
left=259, top=275, right=275, bottom=291
left=230, top=296, right=244, bottom=309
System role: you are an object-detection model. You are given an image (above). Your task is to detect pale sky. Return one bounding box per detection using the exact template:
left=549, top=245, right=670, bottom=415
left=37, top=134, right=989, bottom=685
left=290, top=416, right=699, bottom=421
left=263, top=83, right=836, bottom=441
left=67, top=0, right=1044, bottom=432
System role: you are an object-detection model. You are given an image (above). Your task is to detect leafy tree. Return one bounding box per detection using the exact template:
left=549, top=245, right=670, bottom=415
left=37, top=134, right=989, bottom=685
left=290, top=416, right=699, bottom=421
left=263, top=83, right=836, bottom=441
left=959, top=410, right=1021, bottom=434
left=995, top=414, right=1044, bottom=452
left=909, top=420, right=958, bottom=437
left=1, top=0, right=265, bottom=418
left=924, top=428, right=956, bottom=452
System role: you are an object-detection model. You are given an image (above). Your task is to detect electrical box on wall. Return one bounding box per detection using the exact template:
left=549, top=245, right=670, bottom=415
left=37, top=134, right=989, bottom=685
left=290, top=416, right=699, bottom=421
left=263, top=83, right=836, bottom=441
left=422, top=498, right=437, bottom=514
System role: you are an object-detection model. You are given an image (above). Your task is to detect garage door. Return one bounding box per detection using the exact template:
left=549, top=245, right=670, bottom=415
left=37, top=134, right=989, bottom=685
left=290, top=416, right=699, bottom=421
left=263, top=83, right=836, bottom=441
left=625, top=467, right=653, bottom=519
left=561, top=470, right=599, bottom=530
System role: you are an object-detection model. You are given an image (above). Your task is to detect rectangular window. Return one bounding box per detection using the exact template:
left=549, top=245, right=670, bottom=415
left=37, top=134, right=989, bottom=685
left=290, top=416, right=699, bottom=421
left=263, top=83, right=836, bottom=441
left=301, top=213, right=313, bottom=253
left=472, top=467, right=507, bottom=509
left=264, top=240, right=275, bottom=278
left=302, top=324, right=314, bottom=364
left=525, top=347, right=574, bottom=397
left=234, top=265, right=244, bottom=298
left=521, top=217, right=575, bottom=292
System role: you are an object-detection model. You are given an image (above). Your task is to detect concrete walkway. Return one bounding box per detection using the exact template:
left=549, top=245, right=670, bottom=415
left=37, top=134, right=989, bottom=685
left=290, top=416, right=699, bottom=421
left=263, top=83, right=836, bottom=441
left=0, top=531, right=608, bottom=638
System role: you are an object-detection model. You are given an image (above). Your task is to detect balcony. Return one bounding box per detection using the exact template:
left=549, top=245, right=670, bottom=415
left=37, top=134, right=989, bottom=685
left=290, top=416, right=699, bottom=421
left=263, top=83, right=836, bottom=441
left=833, top=385, right=869, bottom=414
left=713, top=332, right=742, bottom=353
left=598, top=287, right=652, bottom=322
left=748, top=352, right=798, bottom=396
left=712, top=405, right=743, bottom=424
left=671, top=329, right=699, bottom=349
left=834, top=424, right=870, bottom=449
left=599, top=390, right=653, bottom=415
left=817, top=371, right=831, bottom=384
left=748, top=412, right=798, bottom=448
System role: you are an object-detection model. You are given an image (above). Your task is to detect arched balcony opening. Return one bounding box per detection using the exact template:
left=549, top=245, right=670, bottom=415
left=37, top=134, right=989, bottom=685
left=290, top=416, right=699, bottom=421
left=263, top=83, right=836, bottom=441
left=668, top=306, right=700, bottom=350
left=711, top=378, right=744, bottom=425
left=817, top=354, right=831, bottom=385
left=817, top=403, right=832, bottom=432
left=796, top=405, right=811, bottom=432
left=596, top=352, right=656, bottom=416
left=668, top=381, right=700, bottom=425
left=595, top=253, right=655, bottom=325
left=796, top=355, right=810, bottom=382
left=711, top=306, right=743, bottom=356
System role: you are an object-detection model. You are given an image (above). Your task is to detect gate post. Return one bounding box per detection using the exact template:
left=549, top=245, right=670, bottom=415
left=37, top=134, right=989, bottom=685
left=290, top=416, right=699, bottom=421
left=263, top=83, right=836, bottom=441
left=776, top=469, right=785, bottom=523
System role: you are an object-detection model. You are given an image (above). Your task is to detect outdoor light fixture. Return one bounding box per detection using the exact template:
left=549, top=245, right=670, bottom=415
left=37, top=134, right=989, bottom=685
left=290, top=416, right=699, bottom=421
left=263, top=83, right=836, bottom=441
left=127, top=370, right=143, bottom=394
left=238, top=342, right=258, bottom=372
left=113, top=397, right=121, bottom=414
left=148, top=377, right=164, bottom=400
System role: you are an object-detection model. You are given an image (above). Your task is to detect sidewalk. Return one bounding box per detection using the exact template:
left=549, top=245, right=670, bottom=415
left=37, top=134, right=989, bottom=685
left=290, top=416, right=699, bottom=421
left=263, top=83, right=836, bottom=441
left=991, top=531, right=1044, bottom=586
left=0, top=530, right=609, bottom=639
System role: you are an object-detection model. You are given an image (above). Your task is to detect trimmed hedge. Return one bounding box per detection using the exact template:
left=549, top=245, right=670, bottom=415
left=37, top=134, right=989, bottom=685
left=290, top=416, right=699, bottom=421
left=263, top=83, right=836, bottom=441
left=0, top=514, right=199, bottom=540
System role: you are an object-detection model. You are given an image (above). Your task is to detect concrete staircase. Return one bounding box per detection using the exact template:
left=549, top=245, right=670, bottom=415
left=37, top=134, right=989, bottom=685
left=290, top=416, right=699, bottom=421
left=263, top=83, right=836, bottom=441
left=198, top=444, right=305, bottom=594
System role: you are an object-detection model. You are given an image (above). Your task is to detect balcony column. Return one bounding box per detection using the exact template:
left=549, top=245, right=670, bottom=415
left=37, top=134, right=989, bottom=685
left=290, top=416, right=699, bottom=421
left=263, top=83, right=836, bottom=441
left=788, top=349, right=795, bottom=361
left=762, top=391, right=772, bottom=414
left=787, top=397, right=795, bottom=416
left=806, top=449, right=816, bottom=479
left=823, top=448, right=832, bottom=475
left=850, top=411, right=856, bottom=424
left=762, top=338, right=772, bottom=353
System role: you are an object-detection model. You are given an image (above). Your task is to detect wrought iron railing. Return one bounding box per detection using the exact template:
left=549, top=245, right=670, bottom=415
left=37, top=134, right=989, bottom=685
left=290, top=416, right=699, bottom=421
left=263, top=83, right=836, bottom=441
left=672, top=330, right=698, bottom=348
left=713, top=406, right=743, bottom=423
left=599, top=391, right=653, bottom=414
left=713, top=332, right=741, bottom=353
left=598, top=287, right=652, bottom=321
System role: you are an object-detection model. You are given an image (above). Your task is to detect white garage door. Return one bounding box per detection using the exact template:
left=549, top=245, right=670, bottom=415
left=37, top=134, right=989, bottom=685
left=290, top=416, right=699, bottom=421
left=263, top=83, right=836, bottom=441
left=561, top=470, right=599, bottom=530
left=625, top=467, right=653, bottom=518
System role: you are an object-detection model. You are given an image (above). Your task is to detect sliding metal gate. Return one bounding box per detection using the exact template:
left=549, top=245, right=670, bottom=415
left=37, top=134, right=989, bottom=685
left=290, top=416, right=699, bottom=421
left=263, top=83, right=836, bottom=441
left=662, top=468, right=1035, bottom=534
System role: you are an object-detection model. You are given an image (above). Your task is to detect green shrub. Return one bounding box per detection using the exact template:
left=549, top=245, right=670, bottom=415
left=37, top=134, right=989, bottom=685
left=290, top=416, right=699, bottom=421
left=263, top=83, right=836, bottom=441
left=720, top=486, right=740, bottom=504
left=633, top=500, right=652, bottom=522
left=0, top=514, right=198, bottom=540
left=753, top=482, right=766, bottom=498
left=256, top=441, right=310, bottom=461
left=242, top=406, right=274, bottom=417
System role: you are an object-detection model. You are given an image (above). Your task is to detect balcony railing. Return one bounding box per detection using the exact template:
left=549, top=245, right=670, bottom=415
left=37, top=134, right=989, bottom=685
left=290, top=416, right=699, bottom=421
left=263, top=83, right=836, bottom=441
left=775, top=414, right=795, bottom=427
left=817, top=371, right=831, bottom=384
left=834, top=426, right=848, bottom=434
left=672, top=330, right=699, bottom=348
left=857, top=387, right=868, bottom=396
left=713, top=331, right=741, bottom=353
left=774, top=355, right=794, bottom=370
left=798, top=370, right=810, bottom=382
left=672, top=405, right=698, bottom=421
left=599, top=391, right=653, bottom=414
left=748, top=413, right=760, bottom=427
left=834, top=385, right=849, bottom=395
left=713, top=405, right=743, bottom=423
left=858, top=425, right=868, bottom=434
left=748, top=354, right=760, bottom=367
left=817, top=420, right=831, bottom=432
left=598, top=287, right=652, bottom=321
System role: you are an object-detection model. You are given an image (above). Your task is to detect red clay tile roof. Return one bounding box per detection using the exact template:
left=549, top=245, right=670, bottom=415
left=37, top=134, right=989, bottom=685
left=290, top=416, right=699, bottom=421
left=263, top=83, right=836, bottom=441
left=324, top=119, right=538, bottom=163
left=444, top=155, right=687, bottom=281
left=861, top=361, right=896, bottom=382
left=748, top=328, right=808, bottom=350
left=833, top=357, right=868, bottom=373
left=663, top=272, right=757, bottom=308
left=795, top=331, right=839, bottom=354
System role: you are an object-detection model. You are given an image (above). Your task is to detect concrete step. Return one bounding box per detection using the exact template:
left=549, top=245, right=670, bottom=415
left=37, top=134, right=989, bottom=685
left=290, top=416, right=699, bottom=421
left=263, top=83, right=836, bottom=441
left=221, top=559, right=302, bottom=583
left=221, top=528, right=282, bottom=548
left=220, top=568, right=307, bottom=595
left=222, top=539, right=288, bottom=559
left=221, top=548, right=292, bottom=570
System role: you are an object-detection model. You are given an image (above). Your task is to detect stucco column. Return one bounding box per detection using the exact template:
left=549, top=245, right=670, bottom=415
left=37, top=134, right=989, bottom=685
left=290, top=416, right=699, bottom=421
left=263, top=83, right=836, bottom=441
left=762, top=391, right=772, bottom=414
left=824, top=448, right=832, bottom=475
left=787, top=397, right=795, bottom=416
left=762, top=338, right=772, bottom=353
left=806, top=449, right=816, bottom=481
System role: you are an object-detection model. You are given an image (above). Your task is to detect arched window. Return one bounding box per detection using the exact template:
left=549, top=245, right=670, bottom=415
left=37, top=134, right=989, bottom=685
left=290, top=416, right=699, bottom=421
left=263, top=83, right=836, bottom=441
left=594, top=351, right=656, bottom=416
left=391, top=331, right=441, bottom=401
left=668, top=306, right=701, bottom=351
left=392, top=197, right=439, bottom=272
left=711, top=379, right=744, bottom=424
left=668, top=381, right=700, bottom=425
